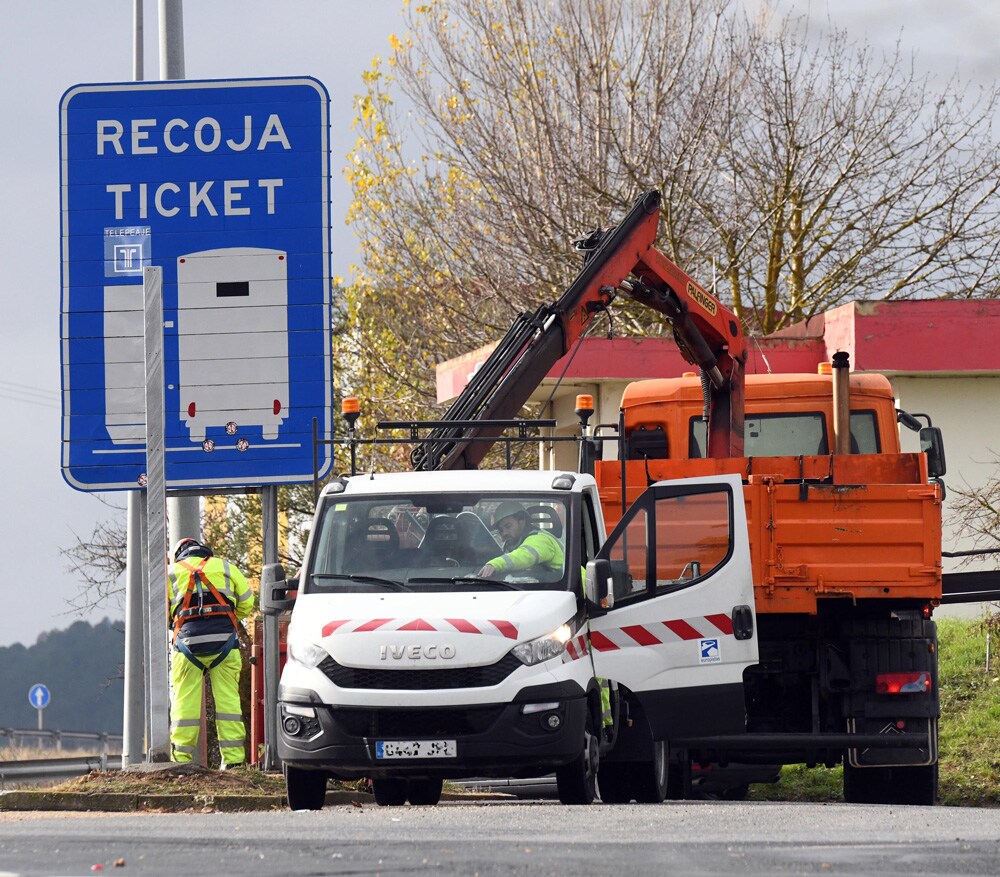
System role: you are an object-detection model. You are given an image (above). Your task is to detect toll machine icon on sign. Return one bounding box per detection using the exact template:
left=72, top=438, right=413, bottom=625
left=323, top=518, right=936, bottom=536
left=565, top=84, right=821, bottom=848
left=176, top=247, right=290, bottom=443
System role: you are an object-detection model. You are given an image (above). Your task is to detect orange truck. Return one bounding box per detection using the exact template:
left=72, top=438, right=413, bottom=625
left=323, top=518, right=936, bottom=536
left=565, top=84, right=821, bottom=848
left=590, top=368, right=944, bottom=804
left=412, top=191, right=948, bottom=804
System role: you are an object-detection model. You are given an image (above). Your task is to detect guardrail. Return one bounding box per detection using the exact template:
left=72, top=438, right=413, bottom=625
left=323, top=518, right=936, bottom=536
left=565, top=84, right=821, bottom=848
left=0, top=755, right=118, bottom=787
left=0, top=728, right=123, bottom=754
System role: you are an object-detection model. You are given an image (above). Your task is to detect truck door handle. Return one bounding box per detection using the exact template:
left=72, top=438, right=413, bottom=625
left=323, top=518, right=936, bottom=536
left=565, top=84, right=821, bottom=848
left=731, top=605, right=754, bottom=640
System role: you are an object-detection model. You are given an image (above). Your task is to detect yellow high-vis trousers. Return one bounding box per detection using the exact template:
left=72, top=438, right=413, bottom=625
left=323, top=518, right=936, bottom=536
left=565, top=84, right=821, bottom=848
left=169, top=647, right=246, bottom=766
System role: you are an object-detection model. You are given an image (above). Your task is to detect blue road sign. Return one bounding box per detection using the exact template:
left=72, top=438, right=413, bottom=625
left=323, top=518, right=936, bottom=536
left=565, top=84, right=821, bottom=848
left=29, top=684, right=51, bottom=710
left=59, top=78, right=333, bottom=491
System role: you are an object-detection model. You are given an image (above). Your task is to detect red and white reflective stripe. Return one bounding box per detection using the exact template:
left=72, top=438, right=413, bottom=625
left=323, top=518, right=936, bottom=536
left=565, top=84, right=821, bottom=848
left=562, top=633, right=590, bottom=663
left=590, top=613, right=733, bottom=652
left=320, top=617, right=520, bottom=640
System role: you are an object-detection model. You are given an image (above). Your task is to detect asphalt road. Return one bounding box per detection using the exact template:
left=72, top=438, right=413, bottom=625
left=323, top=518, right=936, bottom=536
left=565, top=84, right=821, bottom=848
left=0, top=800, right=999, bottom=877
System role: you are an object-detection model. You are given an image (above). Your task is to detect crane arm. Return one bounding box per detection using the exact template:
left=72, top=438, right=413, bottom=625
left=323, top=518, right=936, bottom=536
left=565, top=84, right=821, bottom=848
left=411, top=191, right=661, bottom=471
left=413, top=190, right=745, bottom=470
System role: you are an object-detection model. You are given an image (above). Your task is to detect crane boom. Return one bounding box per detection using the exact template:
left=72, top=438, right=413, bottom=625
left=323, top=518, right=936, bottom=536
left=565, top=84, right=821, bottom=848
left=412, top=190, right=745, bottom=471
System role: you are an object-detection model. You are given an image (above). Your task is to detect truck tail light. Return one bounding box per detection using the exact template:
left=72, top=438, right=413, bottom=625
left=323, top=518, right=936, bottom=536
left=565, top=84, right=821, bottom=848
left=273, top=399, right=282, bottom=415
left=875, top=671, right=930, bottom=694
left=188, top=402, right=196, bottom=417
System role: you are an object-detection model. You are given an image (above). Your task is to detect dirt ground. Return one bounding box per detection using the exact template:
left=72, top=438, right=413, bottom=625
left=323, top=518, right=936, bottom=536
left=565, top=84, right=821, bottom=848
left=44, top=764, right=363, bottom=797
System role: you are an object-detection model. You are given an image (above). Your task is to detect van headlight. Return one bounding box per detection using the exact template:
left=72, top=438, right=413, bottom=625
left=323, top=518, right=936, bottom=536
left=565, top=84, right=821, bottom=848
left=511, top=623, right=573, bottom=666
left=287, top=641, right=328, bottom=669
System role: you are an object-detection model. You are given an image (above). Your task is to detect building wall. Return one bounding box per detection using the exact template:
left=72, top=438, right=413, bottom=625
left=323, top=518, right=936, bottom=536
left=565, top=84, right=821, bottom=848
left=890, top=374, right=1000, bottom=619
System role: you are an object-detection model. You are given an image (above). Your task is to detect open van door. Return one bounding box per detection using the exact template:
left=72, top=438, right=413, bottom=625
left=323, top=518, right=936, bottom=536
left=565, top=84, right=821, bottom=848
left=589, top=474, right=757, bottom=744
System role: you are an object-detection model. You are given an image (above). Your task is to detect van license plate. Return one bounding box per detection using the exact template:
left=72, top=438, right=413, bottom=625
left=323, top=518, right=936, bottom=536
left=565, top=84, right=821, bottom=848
left=375, top=740, right=457, bottom=759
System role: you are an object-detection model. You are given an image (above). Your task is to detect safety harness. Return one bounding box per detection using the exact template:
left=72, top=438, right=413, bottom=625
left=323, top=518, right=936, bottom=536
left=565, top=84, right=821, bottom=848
left=171, top=558, right=239, bottom=670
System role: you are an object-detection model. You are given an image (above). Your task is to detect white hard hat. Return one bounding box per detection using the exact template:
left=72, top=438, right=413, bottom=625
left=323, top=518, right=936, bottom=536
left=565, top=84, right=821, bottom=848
left=171, top=537, right=200, bottom=561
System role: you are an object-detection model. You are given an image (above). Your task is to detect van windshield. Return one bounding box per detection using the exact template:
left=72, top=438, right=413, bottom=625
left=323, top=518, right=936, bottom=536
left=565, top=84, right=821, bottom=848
left=305, top=493, right=570, bottom=593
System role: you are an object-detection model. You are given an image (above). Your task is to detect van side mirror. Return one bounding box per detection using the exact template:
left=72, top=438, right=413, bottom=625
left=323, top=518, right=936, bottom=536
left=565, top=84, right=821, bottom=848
left=260, top=563, right=295, bottom=615
left=584, top=559, right=614, bottom=611
left=919, top=426, right=946, bottom=478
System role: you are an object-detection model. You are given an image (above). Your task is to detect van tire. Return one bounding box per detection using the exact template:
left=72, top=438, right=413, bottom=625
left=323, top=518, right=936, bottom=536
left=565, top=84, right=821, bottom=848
left=557, top=727, right=598, bottom=805
left=598, top=762, right=634, bottom=803
left=284, top=764, right=327, bottom=811
left=372, top=777, right=409, bottom=806
left=407, top=778, right=443, bottom=805
left=632, top=740, right=669, bottom=803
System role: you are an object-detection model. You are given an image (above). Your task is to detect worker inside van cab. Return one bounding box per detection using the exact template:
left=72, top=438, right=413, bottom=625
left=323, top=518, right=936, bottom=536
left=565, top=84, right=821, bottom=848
left=477, top=501, right=563, bottom=579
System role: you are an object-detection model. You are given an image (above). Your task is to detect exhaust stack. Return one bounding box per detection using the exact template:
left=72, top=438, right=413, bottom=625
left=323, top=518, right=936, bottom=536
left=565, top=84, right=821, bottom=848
left=832, top=351, right=851, bottom=455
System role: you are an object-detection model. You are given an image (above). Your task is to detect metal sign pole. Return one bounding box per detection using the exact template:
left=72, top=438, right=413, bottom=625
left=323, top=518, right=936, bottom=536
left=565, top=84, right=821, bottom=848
left=261, top=485, right=280, bottom=770
left=122, top=492, right=146, bottom=767
left=143, top=265, right=171, bottom=761
left=121, top=0, right=146, bottom=773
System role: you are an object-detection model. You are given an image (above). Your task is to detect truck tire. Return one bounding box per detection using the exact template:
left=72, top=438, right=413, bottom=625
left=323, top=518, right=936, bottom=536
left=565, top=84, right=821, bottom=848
left=407, top=778, right=443, bottom=805
left=284, top=764, right=328, bottom=811
left=556, top=728, right=598, bottom=805
left=372, top=777, right=409, bottom=806
left=631, top=740, right=669, bottom=803
left=598, top=762, right=634, bottom=803
left=843, top=762, right=938, bottom=806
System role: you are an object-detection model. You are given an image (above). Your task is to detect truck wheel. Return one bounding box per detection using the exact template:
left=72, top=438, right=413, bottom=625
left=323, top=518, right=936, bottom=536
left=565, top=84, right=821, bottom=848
left=598, top=762, right=634, bottom=803
left=372, top=777, right=409, bottom=806
left=556, top=728, right=598, bottom=805
left=407, top=778, right=443, bottom=805
left=631, top=740, right=669, bottom=803
left=284, top=764, right=328, bottom=811
left=843, top=762, right=937, bottom=805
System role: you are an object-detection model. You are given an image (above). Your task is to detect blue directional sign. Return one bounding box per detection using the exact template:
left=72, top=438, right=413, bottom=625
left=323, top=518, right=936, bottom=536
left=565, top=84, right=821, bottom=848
left=59, top=78, right=333, bottom=491
left=29, top=684, right=51, bottom=710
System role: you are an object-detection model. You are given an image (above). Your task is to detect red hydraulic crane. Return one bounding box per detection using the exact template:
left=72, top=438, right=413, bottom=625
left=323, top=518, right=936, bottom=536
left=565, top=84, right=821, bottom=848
left=411, top=190, right=746, bottom=471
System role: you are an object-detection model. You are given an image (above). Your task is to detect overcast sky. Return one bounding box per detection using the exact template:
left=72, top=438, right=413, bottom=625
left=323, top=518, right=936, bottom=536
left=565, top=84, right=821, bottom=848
left=0, top=0, right=996, bottom=649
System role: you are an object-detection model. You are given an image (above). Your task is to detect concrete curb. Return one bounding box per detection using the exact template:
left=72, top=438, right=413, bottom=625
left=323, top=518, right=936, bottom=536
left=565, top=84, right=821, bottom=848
left=0, top=789, right=369, bottom=813
left=0, top=788, right=506, bottom=813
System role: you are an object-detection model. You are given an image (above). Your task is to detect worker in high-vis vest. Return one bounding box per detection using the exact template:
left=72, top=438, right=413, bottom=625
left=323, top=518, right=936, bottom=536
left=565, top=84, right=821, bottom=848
left=477, top=502, right=613, bottom=732
left=167, top=538, right=255, bottom=768
left=477, top=501, right=564, bottom=579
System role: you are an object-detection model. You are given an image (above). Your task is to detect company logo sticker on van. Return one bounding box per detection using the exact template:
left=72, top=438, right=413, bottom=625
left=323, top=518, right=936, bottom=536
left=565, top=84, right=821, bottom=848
left=699, top=638, right=721, bottom=664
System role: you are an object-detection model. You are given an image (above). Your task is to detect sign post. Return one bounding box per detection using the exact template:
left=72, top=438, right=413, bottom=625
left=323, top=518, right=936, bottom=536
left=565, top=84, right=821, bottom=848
left=59, top=78, right=333, bottom=493
left=28, top=684, right=50, bottom=732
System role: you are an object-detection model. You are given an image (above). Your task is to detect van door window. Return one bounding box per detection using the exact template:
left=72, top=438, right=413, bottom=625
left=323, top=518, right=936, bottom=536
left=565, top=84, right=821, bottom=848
left=652, top=490, right=731, bottom=589
left=603, top=484, right=734, bottom=605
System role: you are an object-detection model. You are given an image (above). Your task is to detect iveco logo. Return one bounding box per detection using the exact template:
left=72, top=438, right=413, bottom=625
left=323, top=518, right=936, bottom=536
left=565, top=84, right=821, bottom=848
left=379, top=644, right=456, bottom=660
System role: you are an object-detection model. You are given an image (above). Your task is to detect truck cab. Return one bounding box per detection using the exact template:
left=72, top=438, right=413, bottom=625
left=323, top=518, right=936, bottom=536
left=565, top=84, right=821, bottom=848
left=622, top=371, right=901, bottom=461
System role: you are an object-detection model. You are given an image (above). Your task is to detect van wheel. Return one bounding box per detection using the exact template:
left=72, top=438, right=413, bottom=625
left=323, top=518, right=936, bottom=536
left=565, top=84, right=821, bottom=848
left=557, top=728, right=599, bottom=805
left=284, top=764, right=328, bottom=811
left=372, top=777, right=409, bottom=806
left=632, top=740, right=669, bottom=803
left=598, top=762, right=634, bottom=803
left=407, top=778, right=443, bottom=805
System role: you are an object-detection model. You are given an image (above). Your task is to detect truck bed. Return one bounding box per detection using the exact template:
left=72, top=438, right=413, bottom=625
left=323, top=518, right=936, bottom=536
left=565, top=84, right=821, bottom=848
left=595, top=453, right=942, bottom=614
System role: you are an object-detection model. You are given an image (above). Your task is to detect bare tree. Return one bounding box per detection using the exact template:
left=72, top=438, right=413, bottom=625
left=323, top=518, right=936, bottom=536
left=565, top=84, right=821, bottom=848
left=61, top=484, right=319, bottom=613
left=61, top=499, right=127, bottom=615
left=344, top=0, right=1000, bottom=405
left=709, top=10, right=1000, bottom=331
left=950, top=463, right=1000, bottom=558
